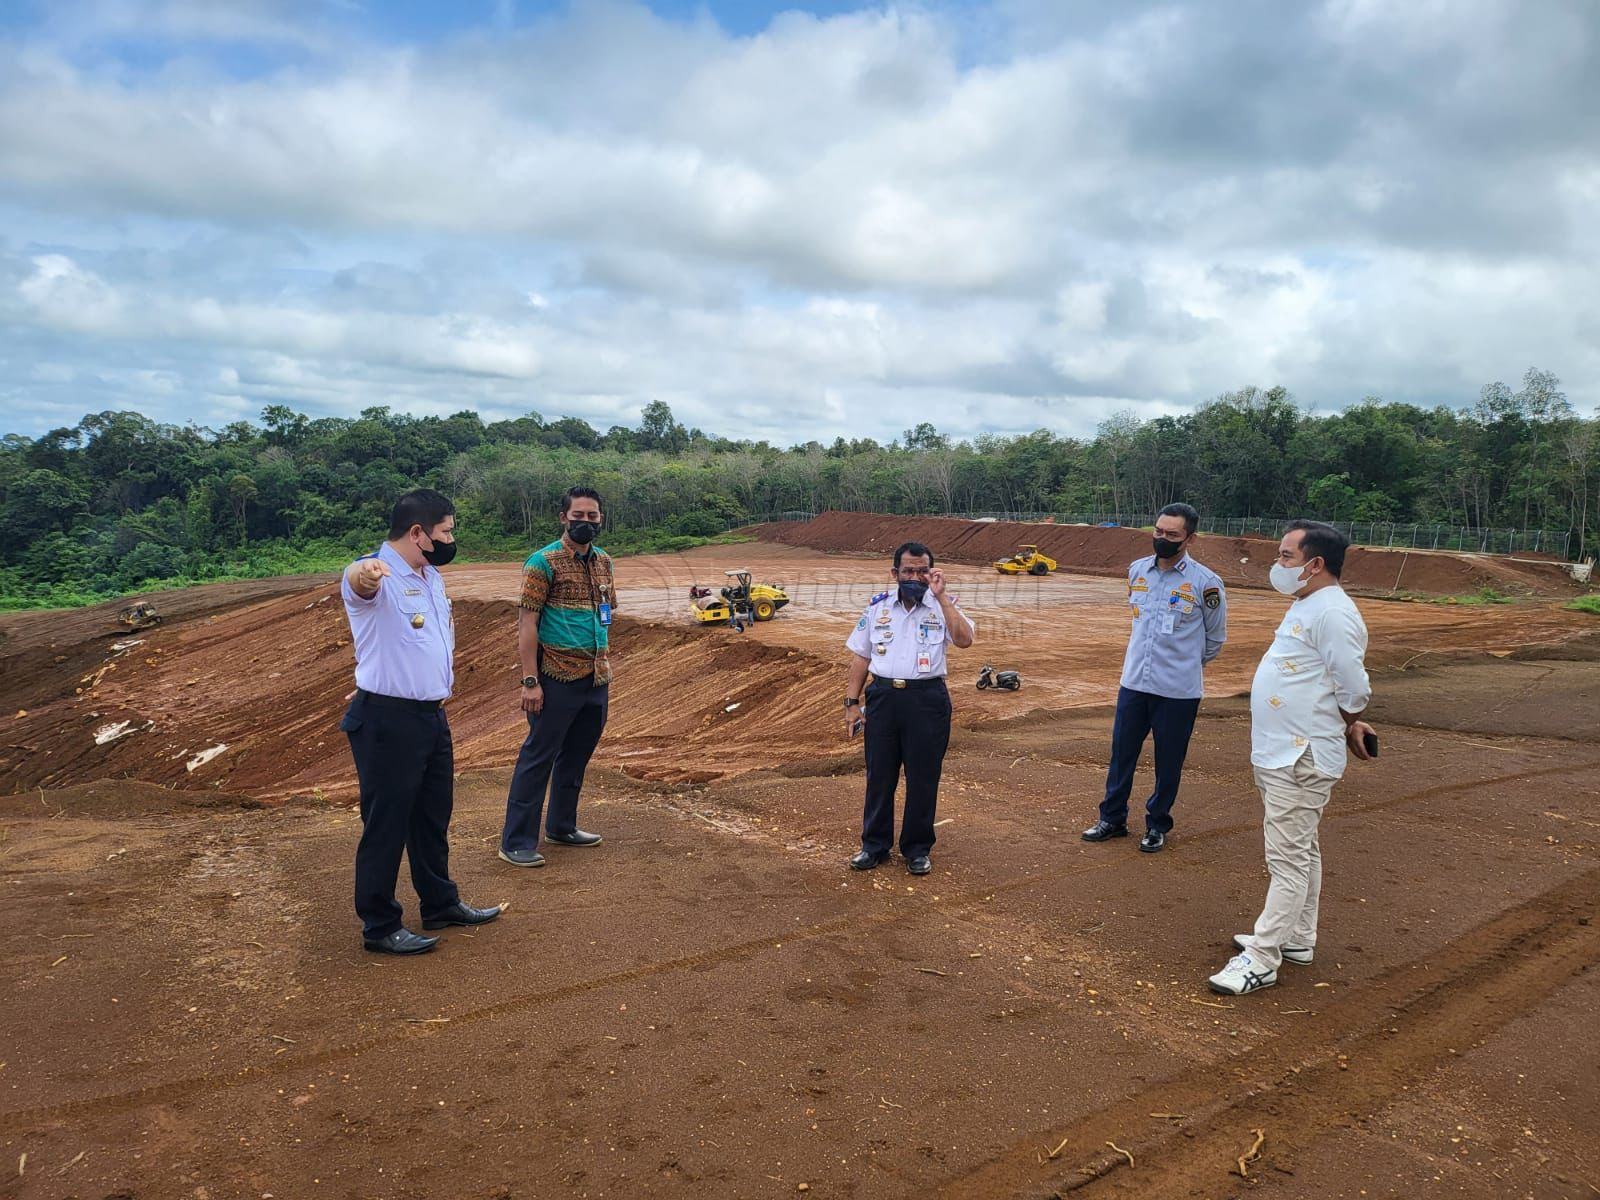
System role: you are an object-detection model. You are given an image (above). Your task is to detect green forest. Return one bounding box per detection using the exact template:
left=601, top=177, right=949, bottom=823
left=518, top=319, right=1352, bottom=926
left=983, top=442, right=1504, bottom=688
left=1, top=368, right=1594, bottom=610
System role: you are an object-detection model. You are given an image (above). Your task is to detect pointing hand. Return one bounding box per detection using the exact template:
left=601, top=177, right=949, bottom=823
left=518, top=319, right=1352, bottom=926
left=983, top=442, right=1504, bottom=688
left=354, top=558, right=391, bottom=595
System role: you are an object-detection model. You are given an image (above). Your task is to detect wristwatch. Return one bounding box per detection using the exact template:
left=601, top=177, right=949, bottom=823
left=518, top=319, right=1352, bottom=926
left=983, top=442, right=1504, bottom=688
left=844, top=696, right=859, bottom=708
left=520, top=675, right=539, bottom=688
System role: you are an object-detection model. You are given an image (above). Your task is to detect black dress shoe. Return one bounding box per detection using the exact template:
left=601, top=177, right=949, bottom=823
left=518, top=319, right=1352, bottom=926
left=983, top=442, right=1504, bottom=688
left=362, top=928, right=439, bottom=955
left=906, top=855, right=932, bottom=876
left=1081, top=820, right=1129, bottom=842
left=849, top=849, right=891, bottom=871
left=422, top=901, right=503, bottom=930
left=497, top=847, right=546, bottom=868
left=1139, top=830, right=1166, bottom=853
left=546, top=829, right=603, bottom=847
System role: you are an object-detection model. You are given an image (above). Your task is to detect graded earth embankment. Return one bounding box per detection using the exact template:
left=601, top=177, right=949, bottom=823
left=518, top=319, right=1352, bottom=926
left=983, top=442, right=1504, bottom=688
left=0, top=587, right=844, bottom=798
left=753, top=512, right=1585, bottom=597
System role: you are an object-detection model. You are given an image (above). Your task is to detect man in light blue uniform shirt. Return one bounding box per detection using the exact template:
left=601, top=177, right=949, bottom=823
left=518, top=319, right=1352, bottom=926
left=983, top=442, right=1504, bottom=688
left=1082, top=503, right=1227, bottom=853
left=339, top=489, right=501, bottom=955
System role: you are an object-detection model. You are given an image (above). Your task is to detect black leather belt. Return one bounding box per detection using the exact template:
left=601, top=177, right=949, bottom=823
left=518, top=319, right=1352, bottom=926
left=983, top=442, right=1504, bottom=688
left=356, top=689, right=442, bottom=712
left=868, top=677, right=947, bottom=691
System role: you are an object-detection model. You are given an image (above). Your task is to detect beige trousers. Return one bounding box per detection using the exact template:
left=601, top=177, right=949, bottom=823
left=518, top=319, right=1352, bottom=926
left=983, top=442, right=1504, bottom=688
left=1238, top=748, right=1338, bottom=972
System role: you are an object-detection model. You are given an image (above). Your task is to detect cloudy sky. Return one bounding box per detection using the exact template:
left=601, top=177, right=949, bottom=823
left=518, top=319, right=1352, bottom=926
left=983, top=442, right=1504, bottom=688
left=1, top=0, right=1595, bottom=445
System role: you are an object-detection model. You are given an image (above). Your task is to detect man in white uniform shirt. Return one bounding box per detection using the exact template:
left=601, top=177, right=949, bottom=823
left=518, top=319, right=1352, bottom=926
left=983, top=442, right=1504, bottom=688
left=1209, top=521, right=1377, bottom=996
left=843, top=542, right=975, bottom=876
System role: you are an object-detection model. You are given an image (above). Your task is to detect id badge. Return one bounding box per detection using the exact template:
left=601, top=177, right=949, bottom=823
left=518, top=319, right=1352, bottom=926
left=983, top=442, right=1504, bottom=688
left=1161, top=611, right=1175, bottom=634
left=916, top=647, right=933, bottom=674
left=598, top=602, right=612, bottom=626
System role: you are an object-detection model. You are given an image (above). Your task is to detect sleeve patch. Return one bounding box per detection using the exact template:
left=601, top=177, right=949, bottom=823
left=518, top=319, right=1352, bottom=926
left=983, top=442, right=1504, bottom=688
left=1203, top=587, right=1222, bottom=610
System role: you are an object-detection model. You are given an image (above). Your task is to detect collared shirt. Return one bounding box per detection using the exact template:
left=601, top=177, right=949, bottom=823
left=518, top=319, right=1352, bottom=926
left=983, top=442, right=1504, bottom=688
left=1250, top=584, right=1371, bottom=777
left=845, top=589, right=974, bottom=680
left=1120, top=554, right=1227, bottom=700
left=341, top=541, right=455, bottom=702
left=520, top=537, right=617, bottom=685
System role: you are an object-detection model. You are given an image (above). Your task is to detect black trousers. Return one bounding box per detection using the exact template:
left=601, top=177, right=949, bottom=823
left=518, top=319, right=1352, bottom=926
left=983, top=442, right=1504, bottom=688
left=861, top=680, right=952, bottom=859
left=500, top=673, right=610, bottom=853
left=341, top=691, right=459, bottom=940
left=1098, top=686, right=1202, bottom=835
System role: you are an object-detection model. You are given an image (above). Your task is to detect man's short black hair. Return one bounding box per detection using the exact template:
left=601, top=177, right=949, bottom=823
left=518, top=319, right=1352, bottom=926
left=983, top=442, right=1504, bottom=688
left=388, top=489, right=455, bottom=540
left=893, top=541, right=935, bottom=569
left=1158, top=502, right=1199, bottom=536
left=560, top=486, right=603, bottom=514
left=1285, top=519, right=1349, bottom=578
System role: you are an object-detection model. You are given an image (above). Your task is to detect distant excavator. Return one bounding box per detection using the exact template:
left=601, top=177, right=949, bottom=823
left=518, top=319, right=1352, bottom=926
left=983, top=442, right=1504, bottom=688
left=115, top=601, right=162, bottom=631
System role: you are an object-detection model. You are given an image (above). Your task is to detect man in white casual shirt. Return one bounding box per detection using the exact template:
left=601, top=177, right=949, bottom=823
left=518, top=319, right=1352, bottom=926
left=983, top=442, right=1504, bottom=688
left=1209, top=521, right=1377, bottom=996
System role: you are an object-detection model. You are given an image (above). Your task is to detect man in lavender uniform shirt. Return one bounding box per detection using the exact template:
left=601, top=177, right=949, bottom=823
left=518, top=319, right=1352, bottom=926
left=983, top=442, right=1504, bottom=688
left=339, top=489, right=501, bottom=955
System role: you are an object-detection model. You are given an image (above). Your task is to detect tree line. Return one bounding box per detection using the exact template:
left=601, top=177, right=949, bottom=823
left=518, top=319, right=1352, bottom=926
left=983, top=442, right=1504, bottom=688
left=1, top=370, right=1594, bottom=610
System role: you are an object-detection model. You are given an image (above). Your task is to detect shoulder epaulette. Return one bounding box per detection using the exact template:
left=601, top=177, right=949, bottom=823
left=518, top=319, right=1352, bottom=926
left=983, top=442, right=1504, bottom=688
left=869, top=590, right=891, bottom=604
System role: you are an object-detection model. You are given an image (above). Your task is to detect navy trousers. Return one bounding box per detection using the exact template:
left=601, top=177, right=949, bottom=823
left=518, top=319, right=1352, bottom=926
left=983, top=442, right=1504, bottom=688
left=342, top=691, right=459, bottom=940
left=500, top=673, right=610, bottom=853
left=1099, top=686, right=1201, bottom=835
left=861, top=680, right=952, bottom=859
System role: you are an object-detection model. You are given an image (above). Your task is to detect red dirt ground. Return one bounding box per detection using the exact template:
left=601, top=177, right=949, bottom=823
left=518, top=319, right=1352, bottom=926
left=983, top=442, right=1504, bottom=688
left=1, top=535, right=1597, bottom=1199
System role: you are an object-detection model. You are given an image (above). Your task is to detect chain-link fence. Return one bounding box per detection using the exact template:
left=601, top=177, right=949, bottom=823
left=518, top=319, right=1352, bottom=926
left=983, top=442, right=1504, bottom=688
left=941, top=513, right=1572, bottom=557
left=734, top=510, right=1573, bottom=558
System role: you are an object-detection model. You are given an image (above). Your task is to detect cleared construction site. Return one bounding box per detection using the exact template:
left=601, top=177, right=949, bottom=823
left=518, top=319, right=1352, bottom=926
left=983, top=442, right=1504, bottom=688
left=2, top=514, right=1596, bottom=1199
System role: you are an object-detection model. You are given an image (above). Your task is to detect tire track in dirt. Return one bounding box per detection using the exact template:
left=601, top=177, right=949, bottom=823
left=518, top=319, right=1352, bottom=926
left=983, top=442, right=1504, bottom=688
left=934, top=867, right=1600, bottom=1199
left=3, top=758, right=1594, bottom=1135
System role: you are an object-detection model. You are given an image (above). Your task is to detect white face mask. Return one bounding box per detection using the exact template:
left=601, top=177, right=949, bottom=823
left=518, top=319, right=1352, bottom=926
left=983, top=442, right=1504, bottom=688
left=1270, top=562, right=1310, bottom=596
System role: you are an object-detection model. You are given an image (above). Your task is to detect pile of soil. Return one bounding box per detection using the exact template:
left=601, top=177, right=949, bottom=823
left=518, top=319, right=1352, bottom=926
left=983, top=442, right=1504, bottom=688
left=1, top=587, right=843, bottom=799
left=755, top=512, right=1588, bottom=598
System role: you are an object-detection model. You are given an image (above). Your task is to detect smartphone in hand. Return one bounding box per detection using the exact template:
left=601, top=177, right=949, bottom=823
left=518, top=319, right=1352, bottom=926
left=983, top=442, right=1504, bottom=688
left=1362, top=730, right=1379, bottom=758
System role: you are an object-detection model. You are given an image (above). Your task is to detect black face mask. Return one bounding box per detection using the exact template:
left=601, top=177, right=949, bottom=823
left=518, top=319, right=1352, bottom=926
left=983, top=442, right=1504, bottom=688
left=422, top=536, right=457, bottom=567
left=898, top=580, right=929, bottom=606
left=566, top=520, right=600, bottom=546
left=1152, top=537, right=1185, bottom=559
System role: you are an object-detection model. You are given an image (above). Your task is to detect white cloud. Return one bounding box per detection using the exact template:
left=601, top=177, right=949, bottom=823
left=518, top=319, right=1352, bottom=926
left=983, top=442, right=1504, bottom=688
left=0, top=0, right=1596, bottom=441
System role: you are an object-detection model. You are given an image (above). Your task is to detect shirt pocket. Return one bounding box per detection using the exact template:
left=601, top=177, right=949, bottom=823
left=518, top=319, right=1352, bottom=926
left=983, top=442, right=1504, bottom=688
left=396, top=596, right=431, bottom=641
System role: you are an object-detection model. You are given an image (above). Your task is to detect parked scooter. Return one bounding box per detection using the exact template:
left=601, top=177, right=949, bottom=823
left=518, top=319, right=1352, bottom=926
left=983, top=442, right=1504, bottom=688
left=975, top=664, right=1022, bottom=691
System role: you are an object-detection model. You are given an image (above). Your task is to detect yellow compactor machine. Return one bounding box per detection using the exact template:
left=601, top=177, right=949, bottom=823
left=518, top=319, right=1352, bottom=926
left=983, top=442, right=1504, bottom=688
left=993, top=545, right=1056, bottom=576
left=690, top=569, right=791, bottom=627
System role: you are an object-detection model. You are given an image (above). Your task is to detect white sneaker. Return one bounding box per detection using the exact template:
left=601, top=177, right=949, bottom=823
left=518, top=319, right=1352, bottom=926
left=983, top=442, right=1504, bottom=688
left=1233, top=933, right=1313, bottom=965
left=1208, top=952, right=1277, bottom=995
